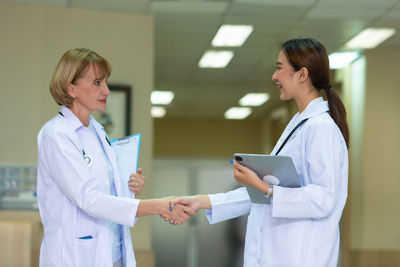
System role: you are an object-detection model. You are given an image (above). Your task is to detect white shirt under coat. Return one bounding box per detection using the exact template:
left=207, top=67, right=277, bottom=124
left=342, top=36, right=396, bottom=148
left=206, top=97, right=348, bottom=267
left=37, top=106, right=139, bottom=267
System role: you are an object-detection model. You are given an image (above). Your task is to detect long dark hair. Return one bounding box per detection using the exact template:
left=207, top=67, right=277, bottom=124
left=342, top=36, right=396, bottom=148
left=281, top=38, right=349, bottom=148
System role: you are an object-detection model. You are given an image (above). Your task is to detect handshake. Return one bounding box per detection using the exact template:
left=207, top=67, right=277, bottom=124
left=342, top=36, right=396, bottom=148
left=132, top=161, right=266, bottom=224
left=157, top=195, right=211, bottom=225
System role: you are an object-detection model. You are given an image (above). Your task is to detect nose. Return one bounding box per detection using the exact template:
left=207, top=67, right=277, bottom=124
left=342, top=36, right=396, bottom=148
left=272, top=69, right=278, bottom=82
left=103, top=84, right=111, bottom=96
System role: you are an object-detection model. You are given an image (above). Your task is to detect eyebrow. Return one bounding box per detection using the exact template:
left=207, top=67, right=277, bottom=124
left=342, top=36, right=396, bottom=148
left=276, top=61, right=283, bottom=65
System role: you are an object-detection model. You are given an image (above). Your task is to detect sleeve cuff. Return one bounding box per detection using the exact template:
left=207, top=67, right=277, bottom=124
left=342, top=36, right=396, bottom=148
left=204, top=188, right=251, bottom=224
left=128, top=199, right=141, bottom=227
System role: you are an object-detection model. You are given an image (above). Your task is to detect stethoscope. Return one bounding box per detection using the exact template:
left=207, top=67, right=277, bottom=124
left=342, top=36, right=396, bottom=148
left=58, top=110, right=111, bottom=167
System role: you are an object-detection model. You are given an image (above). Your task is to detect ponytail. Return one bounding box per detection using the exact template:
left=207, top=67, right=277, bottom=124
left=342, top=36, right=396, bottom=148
left=281, top=38, right=350, bottom=149
left=325, top=87, right=350, bottom=148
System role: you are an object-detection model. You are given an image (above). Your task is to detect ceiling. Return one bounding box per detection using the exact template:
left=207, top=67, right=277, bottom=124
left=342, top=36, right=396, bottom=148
left=6, top=0, right=400, bottom=119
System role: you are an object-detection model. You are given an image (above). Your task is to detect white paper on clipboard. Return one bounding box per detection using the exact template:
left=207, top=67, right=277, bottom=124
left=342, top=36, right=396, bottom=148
left=111, top=134, right=141, bottom=198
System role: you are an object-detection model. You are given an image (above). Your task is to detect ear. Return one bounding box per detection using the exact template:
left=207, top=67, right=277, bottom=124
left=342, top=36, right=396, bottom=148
left=67, top=83, right=77, bottom=98
left=298, top=67, right=309, bottom=83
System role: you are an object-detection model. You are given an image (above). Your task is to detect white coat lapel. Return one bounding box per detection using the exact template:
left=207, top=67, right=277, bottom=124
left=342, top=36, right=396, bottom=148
left=91, top=119, right=122, bottom=196
left=271, top=98, right=329, bottom=154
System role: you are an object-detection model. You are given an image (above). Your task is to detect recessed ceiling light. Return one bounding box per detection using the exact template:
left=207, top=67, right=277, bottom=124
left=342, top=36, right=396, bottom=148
left=198, top=50, right=234, bottom=68
left=345, top=28, right=396, bottom=49
left=212, top=25, right=254, bottom=47
left=239, top=93, right=270, bottom=106
left=151, top=106, right=166, bottom=118
left=224, top=107, right=252, bottom=120
left=328, top=51, right=360, bottom=69
left=151, top=91, right=175, bottom=105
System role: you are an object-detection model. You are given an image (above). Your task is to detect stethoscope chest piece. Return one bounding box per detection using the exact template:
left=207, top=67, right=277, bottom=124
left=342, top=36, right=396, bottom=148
left=83, top=154, right=93, bottom=167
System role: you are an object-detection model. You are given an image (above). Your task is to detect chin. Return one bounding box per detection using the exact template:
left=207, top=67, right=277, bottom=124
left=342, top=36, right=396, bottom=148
left=97, top=105, right=107, bottom=111
left=279, top=94, right=288, bottom=101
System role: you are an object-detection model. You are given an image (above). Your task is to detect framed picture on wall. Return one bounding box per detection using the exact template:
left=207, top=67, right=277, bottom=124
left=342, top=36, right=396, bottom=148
left=92, top=84, right=132, bottom=140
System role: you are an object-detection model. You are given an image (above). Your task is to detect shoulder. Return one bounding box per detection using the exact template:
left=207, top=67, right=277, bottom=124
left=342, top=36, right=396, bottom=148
left=304, top=112, right=337, bottom=132
left=302, top=112, right=347, bottom=149
left=301, top=112, right=342, bottom=141
left=38, top=114, right=70, bottom=145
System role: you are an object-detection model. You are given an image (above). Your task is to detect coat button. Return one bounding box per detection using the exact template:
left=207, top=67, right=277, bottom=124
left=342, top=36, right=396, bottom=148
left=257, top=258, right=262, bottom=264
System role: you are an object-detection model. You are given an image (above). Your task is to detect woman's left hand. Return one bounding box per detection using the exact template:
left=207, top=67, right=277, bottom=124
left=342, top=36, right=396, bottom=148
left=232, top=161, right=262, bottom=189
left=128, top=168, right=145, bottom=195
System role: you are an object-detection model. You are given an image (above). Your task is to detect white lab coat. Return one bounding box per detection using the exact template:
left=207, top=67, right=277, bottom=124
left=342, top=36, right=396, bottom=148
left=206, top=98, right=348, bottom=267
left=37, top=106, right=140, bottom=267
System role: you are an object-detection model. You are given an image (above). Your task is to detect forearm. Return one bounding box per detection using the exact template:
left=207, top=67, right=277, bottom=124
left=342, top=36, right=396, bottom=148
left=136, top=199, right=165, bottom=217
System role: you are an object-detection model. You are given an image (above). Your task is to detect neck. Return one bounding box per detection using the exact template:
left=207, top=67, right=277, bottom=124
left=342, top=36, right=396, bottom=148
left=69, top=105, right=91, bottom=126
left=295, top=87, right=320, bottom=113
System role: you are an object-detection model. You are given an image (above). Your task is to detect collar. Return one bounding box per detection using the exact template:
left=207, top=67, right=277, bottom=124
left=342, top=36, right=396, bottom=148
left=60, top=106, right=106, bottom=132
left=60, top=106, right=85, bottom=131
left=296, top=97, right=329, bottom=122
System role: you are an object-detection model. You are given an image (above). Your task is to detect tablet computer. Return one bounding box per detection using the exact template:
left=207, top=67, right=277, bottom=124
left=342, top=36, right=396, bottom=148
left=234, top=153, right=301, bottom=204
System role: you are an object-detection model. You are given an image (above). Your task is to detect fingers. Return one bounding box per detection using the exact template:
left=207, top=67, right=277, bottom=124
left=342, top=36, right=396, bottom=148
left=128, top=172, right=146, bottom=194
left=233, top=168, right=244, bottom=184
left=160, top=203, right=194, bottom=225
left=128, top=180, right=143, bottom=194
left=232, top=161, right=247, bottom=174
left=182, top=205, right=196, bottom=216
left=172, top=196, right=188, bottom=206
left=172, top=204, right=190, bottom=222
left=232, top=161, right=241, bottom=170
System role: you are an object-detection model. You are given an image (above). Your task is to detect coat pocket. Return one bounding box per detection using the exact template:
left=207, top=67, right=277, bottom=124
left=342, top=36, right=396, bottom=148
left=264, top=218, right=310, bottom=265
left=75, top=208, right=98, bottom=239
left=73, top=210, right=99, bottom=266
left=74, top=234, right=98, bottom=266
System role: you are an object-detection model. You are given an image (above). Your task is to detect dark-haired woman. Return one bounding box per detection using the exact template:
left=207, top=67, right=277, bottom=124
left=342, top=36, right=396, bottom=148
left=175, top=38, right=349, bottom=267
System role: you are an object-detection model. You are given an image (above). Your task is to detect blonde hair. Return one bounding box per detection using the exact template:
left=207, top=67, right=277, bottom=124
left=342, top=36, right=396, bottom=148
left=50, top=48, right=111, bottom=107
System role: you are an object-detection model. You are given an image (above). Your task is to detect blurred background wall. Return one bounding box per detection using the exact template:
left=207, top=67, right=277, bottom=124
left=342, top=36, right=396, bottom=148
left=0, top=1, right=400, bottom=267
left=0, top=3, right=154, bottom=266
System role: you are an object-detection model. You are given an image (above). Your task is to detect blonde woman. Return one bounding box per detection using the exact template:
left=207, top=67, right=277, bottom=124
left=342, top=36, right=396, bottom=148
left=37, top=48, right=194, bottom=267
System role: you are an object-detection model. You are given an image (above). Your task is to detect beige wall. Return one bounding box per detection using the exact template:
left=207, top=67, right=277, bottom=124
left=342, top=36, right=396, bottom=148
left=0, top=0, right=154, bottom=259
left=154, top=118, right=265, bottom=157
left=362, top=48, right=400, bottom=249
left=336, top=47, right=400, bottom=266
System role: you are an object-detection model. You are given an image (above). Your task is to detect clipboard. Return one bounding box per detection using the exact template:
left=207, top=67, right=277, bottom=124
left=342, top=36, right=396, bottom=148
left=111, top=134, right=141, bottom=198
left=234, top=153, right=301, bottom=204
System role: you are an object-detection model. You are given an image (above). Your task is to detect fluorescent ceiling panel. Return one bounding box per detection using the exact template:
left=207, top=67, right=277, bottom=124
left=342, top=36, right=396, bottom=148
left=345, top=28, right=396, bottom=49
left=224, top=107, right=252, bottom=120
left=151, top=106, right=167, bottom=118
left=151, top=91, right=175, bottom=105
left=329, top=51, right=360, bottom=69
left=212, top=25, right=254, bottom=47
left=239, top=93, right=270, bottom=106
left=198, top=50, right=234, bottom=68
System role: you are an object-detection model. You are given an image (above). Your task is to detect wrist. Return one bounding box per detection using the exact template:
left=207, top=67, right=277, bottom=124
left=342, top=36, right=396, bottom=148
left=265, top=184, right=273, bottom=198
left=156, top=198, right=168, bottom=214
left=197, top=194, right=211, bottom=209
